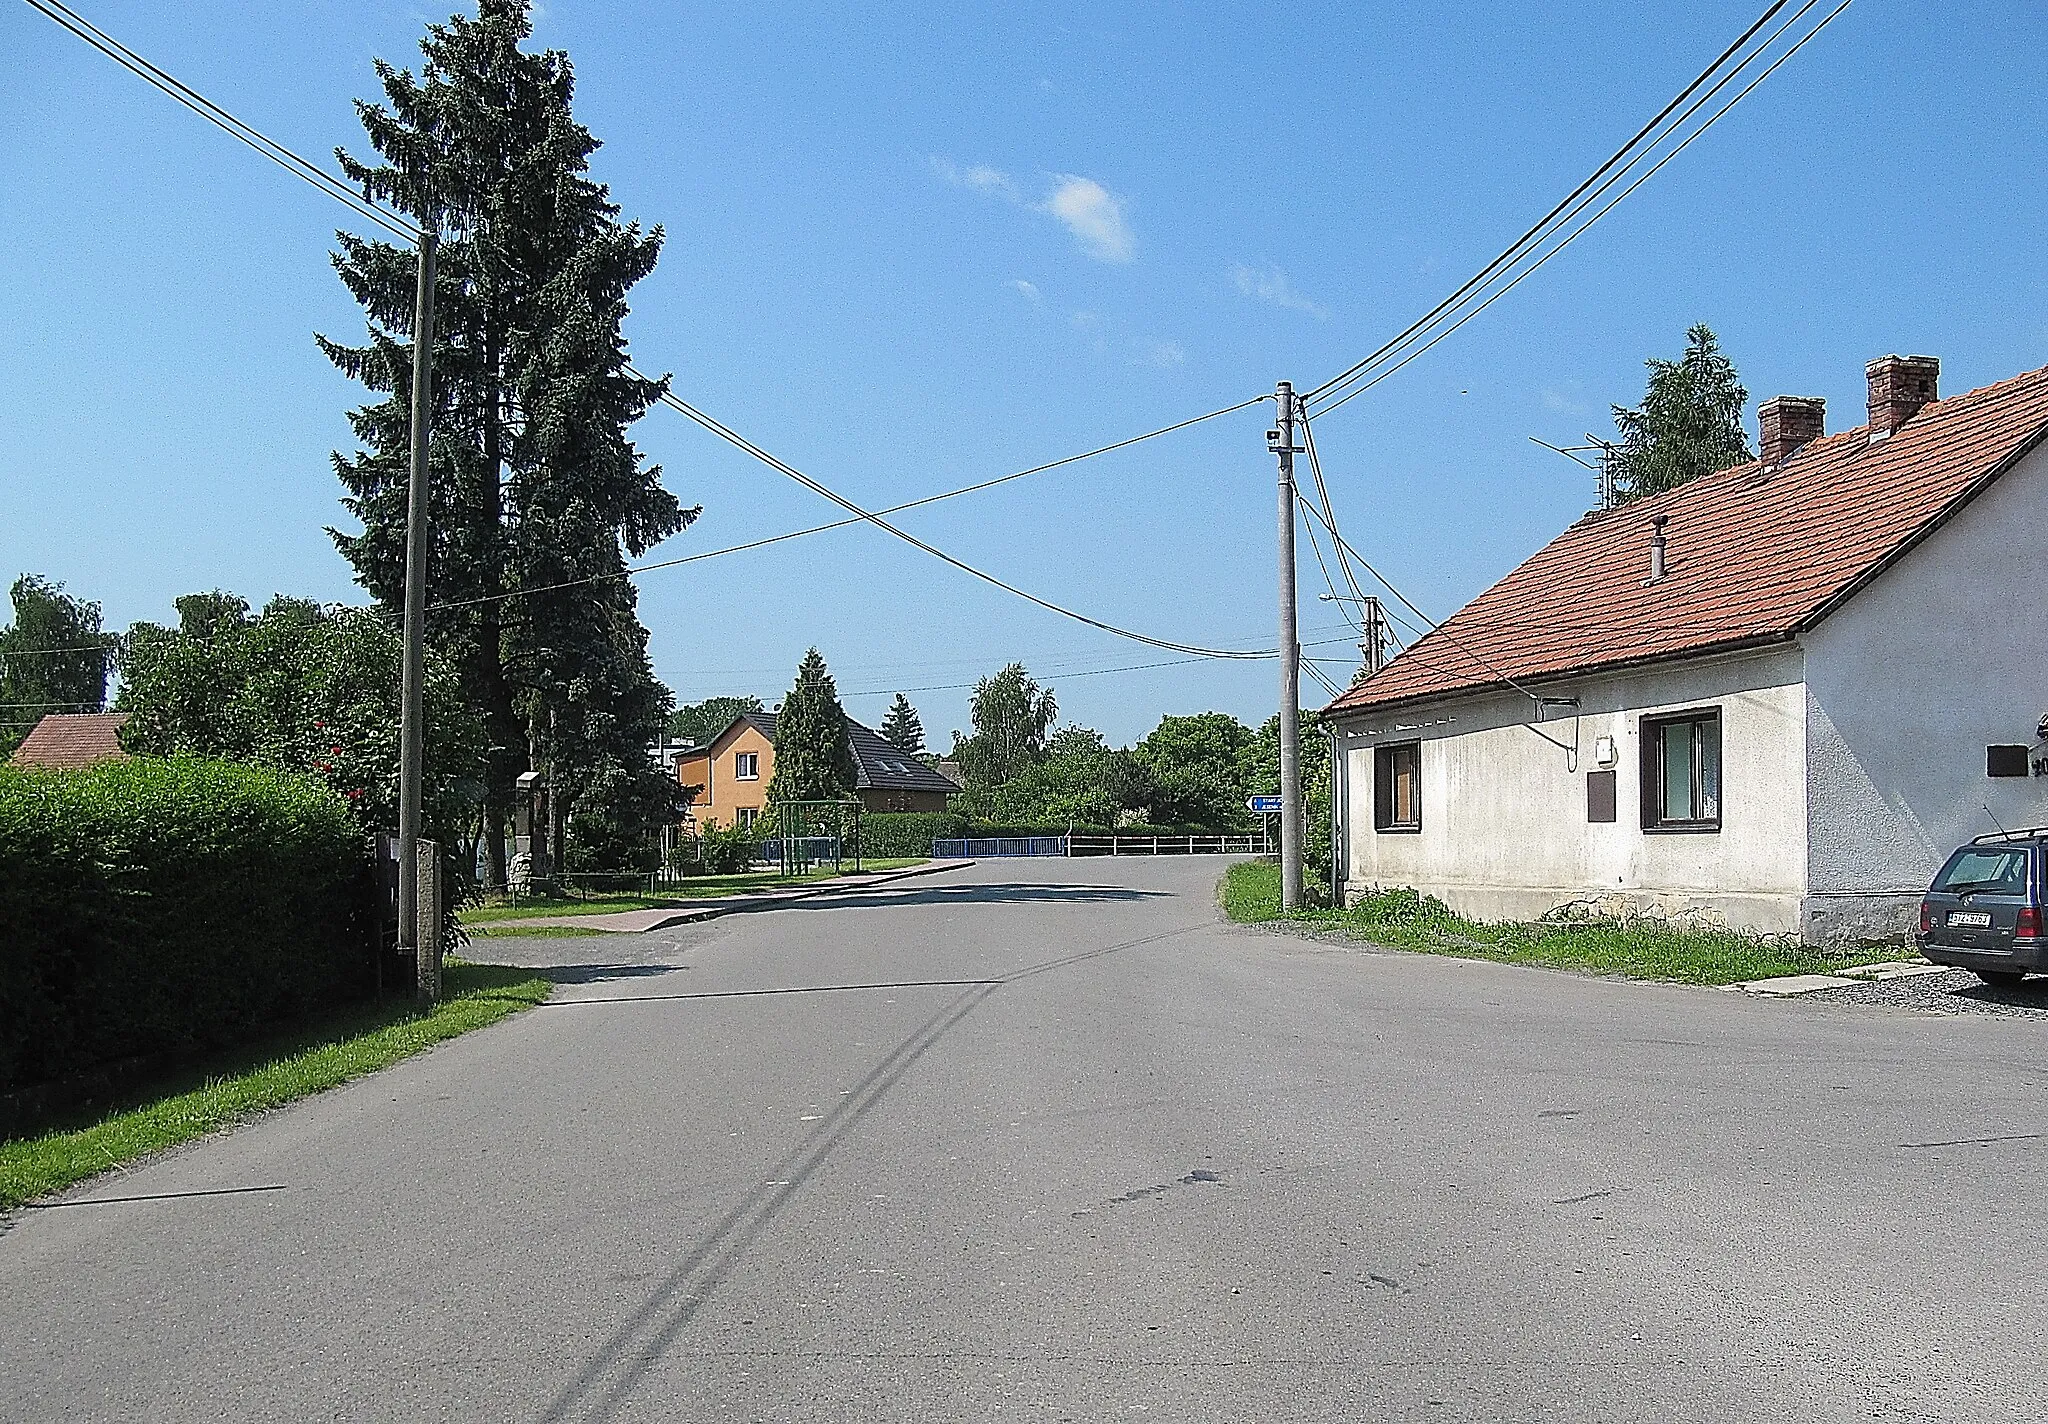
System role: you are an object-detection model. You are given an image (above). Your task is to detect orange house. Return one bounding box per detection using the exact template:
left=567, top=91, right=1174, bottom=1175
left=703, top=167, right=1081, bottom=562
left=675, top=710, right=958, bottom=830
left=674, top=712, right=779, bottom=832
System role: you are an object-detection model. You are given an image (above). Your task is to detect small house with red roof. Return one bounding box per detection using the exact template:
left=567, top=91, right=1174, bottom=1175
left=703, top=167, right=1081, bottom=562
left=9, top=712, right=130, bottom=769
left=1324, top=354, right=2048, bottom=942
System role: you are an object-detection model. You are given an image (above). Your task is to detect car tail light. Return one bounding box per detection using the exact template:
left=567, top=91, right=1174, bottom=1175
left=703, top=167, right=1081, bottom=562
left=2019, top=906, right=2043, bottom=941
left=1919, top=900, right=1934, bottom=933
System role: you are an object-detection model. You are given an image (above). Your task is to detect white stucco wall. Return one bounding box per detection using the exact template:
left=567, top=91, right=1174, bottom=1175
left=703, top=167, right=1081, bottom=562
left=1336, top=647, right=1808, bottom=934
left=1800, top=437, right=2048, bottom=940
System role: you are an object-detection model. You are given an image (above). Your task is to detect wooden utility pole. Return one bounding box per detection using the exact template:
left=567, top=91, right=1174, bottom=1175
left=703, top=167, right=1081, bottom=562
left=398, top=227, right=438, bottom=1005
left=1270, top=380, right=1304, bottom=911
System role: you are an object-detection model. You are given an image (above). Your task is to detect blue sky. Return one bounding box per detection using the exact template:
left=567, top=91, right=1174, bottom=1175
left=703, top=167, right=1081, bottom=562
left=5, top=0, right=2045, bottom=746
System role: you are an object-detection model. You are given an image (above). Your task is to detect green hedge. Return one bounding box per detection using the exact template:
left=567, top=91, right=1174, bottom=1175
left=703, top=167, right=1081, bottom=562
left=857, top=812, right=969, bottom=859
left=0, top=758, right=375, bottom=1093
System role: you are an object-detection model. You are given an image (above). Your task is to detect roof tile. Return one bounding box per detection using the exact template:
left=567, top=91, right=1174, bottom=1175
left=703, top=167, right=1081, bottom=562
left=1327, top=362, right=2048, bottom=715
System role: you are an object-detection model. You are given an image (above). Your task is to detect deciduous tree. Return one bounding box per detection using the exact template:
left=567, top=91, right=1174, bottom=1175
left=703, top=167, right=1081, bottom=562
left=0, top=576, right=113, bottom=756
left=952, top=664, right=1057, bottom=790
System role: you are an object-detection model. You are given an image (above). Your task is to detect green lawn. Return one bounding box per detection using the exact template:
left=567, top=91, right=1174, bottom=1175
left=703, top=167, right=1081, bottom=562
left=460, top=859, right=928, bottom=923
left=0, top=960, right=551, bottom=1210
left=1221, top=860, right=1900, bottom=986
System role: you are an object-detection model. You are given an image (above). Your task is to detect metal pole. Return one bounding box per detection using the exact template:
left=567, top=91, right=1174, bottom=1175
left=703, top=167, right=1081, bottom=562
left=398, top=228, right=437, bottom=1005
left=1274, top=380, right=1304, bottom=910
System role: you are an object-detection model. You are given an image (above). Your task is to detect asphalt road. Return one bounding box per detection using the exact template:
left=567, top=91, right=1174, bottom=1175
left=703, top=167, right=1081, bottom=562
left=6, top=857, right=2048, bottom=1423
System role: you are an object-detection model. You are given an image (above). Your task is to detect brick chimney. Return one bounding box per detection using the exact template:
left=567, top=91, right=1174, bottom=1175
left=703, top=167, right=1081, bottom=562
left=1867, top=355, right=1939, bottom=439
left=1758, top=395, right=1825, bottom=467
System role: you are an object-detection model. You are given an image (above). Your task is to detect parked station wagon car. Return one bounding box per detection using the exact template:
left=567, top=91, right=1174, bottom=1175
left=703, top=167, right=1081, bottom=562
left=1917, top=832, right=2048, bottom=985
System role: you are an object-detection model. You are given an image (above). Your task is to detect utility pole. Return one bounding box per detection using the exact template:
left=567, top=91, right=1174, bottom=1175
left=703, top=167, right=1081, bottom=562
left=1361, top=596, right=1388, bottom=675
left=397, top=226, right=438, bottom=1006
left=1269, top=380, right=1304, bottom=911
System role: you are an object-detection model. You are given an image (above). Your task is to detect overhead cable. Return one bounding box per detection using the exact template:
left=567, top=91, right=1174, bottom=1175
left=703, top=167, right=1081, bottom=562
left=635, top=377, right=1274, bottom=660
left=21, top=0, right=423, bottom=243
left=1308, top=0, right=1852, bottom=418
left=429, top=392, right=1265, bottom=613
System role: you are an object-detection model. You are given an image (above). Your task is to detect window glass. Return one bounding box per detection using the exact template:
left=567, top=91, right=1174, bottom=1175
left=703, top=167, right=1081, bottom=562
left=1662, top=719, right=1695, bottom=822
left=1934, top=848, right=2028, bottom=895
left=1643, top=709, right=1722, bottom=830
left=1374, top=742, right=1421, bottom=832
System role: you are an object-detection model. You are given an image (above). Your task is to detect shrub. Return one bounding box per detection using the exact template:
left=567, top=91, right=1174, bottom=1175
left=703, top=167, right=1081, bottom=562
left=0, top=757, right=374, bottom=1093
left=858, top=812, right=968, bottom=858
left=698, top=821, right=760, bottom=875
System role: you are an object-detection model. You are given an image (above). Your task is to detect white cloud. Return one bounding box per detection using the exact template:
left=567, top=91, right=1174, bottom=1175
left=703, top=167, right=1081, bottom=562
left=1040, top=175, right=1135, bottom=263
left=1141, top=340, right=1186, bottom=368
left=1231, top=264, right=1326, bottom=319
left=1542, top=382, right=1590, bottom=415
left=1008, top=279, right=1041, bottom=302
left=1068, top=309, right=1099, bottom=328
left=930, top=157, right=1019, bottom=201
left=932, top=163, right=1139, bottom=265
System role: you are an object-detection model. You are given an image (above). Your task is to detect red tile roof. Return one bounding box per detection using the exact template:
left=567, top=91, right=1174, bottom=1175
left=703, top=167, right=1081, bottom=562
left=10, top=712, right=131, bottom=769
left=1327, top=362, right=2048, bottom=717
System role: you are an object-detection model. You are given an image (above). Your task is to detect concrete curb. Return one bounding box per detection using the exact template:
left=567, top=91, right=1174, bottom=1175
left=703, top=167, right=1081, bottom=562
left=1721, top=958, right=1949, bottom=996
left=475, top=859, right=974, bottom=935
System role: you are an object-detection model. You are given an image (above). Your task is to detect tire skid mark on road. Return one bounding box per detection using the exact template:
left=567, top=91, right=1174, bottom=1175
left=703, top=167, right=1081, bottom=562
left=537, top=918, right=1213, bottom=1424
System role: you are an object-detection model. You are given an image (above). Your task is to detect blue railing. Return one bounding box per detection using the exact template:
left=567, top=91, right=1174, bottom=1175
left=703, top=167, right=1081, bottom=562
left=932, top=836, right=1070, bottom=858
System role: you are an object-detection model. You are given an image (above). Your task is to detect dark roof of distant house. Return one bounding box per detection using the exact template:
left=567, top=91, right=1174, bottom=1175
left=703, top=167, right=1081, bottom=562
left=10, top=712, right=130, bottom=768
left=687, top=709, right=958, bottom=793
left=1326, top=362, right=2048, bottom=717
left=844, top=719, right=959, bottom=794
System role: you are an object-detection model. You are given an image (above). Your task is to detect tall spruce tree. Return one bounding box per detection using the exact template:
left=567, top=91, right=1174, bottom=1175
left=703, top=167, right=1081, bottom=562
left=322, top=0, right=693, bottom=881
left=0, top=576, right=113, bottom=755
left=1609, top=324, right=1751, bottom=502
left=879, top=693, right=924, bottom=754
left=767, top=649, right=856, bottom=803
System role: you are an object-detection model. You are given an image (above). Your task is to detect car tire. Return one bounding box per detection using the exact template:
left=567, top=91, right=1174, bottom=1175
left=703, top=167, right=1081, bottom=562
left=1975, top=970, right=2027, bottom=987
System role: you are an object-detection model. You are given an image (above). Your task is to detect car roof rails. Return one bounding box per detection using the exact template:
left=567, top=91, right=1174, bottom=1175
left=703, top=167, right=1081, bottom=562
left=1970, top=826, right=2048, bottom=844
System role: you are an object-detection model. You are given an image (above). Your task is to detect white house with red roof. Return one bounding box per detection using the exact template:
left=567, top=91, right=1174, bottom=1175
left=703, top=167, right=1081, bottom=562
left=1324, top=354, right=2048, bottom=942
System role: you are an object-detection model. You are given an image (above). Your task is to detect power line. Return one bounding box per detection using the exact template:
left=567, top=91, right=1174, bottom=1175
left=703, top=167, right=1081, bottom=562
left=21, top=0, right=422, bottom=244
left=25, top=0, right=1281, bottom=657
left=1314, top=0, right=1851, bottom=422
left=638, top=379, right=1274, bottom=660
left=1308, top=0, right=1848, bottom=418
left=429, top=392, right=1265, bottom=613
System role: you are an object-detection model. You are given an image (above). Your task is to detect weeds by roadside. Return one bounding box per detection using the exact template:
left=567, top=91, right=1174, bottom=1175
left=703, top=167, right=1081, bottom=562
left=1221, top=860, right=1900, bottom=986
left=0, top=960, right=551, bottom=1210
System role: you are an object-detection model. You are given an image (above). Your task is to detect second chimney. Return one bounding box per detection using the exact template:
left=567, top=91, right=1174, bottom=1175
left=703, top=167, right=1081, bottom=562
left=1758, top=395, right=1825, bottom=467
left=1867, top=354, right=1939, bottom=439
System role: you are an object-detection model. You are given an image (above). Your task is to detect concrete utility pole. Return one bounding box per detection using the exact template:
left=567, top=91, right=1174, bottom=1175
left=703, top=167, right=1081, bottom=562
left=1270, top=380, right=1304, bottom=911
left=398, top=227, right=438, bottom=1005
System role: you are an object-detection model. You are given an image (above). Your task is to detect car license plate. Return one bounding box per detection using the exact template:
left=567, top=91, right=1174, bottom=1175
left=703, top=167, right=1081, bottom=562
left=1949, top=911, right=1993, bottom=928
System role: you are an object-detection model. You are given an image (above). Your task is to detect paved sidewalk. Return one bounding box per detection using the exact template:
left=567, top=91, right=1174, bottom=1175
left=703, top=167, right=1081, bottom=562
left=485, top=858, right=971, bottom=934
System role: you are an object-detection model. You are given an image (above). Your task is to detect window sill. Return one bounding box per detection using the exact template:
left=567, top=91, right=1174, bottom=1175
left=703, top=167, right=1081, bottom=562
left=1374, top=825, right=1422, bottom=835
left=1642, top=823, right=1721, bottom=835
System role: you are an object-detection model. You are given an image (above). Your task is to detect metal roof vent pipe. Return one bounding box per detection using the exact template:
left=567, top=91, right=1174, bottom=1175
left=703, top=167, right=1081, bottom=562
left=1647, top=514, right=1669, bottom=584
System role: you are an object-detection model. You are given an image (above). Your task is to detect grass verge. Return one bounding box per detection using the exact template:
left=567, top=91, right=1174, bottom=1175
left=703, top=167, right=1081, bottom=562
left=0, top=960, right=551, bottom=1210
left=1221, top=860, right=1899, bottom=986
left=460, top=859, right=929, bottom=922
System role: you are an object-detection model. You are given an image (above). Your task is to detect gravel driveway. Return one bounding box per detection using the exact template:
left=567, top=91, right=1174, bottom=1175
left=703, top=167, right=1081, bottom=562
left=1814, top=966, right=2048, bottom=1018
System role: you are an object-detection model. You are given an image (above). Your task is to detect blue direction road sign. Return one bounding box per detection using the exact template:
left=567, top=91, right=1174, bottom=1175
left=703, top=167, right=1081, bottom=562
left=1247, top=795, right=1284, bottom=814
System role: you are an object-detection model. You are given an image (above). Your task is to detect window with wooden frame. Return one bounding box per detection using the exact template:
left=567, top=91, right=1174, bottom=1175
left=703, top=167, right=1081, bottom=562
left=1373, top=741, right=1421, bottom=833
left=1641, top=709, right=1721, bottom=832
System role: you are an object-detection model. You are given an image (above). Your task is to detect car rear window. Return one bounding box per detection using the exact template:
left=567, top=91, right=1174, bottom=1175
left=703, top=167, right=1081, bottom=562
left=1933, top=847, right=2030, bottom=895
